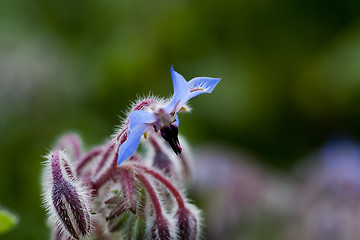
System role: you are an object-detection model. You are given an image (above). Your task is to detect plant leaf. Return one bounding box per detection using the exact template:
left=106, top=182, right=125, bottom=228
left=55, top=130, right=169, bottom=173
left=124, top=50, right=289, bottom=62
left=0, top=209, right=18, bottom=234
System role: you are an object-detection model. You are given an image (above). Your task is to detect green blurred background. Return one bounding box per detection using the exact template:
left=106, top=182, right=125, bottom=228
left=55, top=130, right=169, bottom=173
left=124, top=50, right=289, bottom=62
left=1, top=0, right=360, bottom=239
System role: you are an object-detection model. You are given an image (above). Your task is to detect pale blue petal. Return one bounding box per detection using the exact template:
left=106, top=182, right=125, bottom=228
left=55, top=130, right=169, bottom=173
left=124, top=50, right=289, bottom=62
left=173, top=114, right=179, bottom=127
left=128, top=110, right=156, bottom=132
left=175, top=77, right=221, bottom=111
left=165, top=66, right=190, bottom=113
left=117, top=124, right=148, bottom=165
left=188, top=77, right=221, bottom=94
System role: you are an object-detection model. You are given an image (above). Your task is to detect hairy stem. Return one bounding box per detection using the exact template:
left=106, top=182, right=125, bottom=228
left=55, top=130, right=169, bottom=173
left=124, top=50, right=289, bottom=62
left=57, top=134, right=82, bottom=161
left=131, top=164, right=186, bottom=209
left=136, top=172, right=164, bottom=218
left=94, top=143, right=116, bottom=176
left=76, top=146, right=103, bottom=174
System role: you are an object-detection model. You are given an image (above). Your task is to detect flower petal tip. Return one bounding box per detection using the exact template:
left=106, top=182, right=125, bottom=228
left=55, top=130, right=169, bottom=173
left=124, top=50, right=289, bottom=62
left=117, top=124, right=148, bottom=166
left=189, top=77, right=221, bottom=94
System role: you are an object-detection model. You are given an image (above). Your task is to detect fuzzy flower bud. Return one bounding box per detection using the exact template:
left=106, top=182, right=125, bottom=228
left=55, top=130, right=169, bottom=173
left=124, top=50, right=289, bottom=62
left=41, top=67, right=217, bottom=239
left=175, top=204, right=201, bottom=240
left=151, top=217, right=173, bottom=240
left=42, top=151, right=92, bottom=239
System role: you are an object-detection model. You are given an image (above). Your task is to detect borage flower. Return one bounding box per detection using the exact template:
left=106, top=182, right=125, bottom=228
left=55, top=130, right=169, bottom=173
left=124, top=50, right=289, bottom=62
left=117, top=67, right=220, bottom=165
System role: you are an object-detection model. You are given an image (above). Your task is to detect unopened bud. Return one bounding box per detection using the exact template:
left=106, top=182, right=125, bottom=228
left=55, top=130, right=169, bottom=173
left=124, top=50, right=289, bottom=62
left=175, top=204, right=201, bottom=240
left=151, top=217, right=172, bottom=240
left=42, top=151, right=92, bottom=239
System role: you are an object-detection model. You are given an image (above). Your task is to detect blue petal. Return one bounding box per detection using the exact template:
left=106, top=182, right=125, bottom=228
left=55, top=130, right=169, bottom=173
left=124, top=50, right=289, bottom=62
left=188, top=77, right=221, bottom=94
left=165, top=67, right=190, bottom=113
left=173, top=114, right=179, bottom=127
left=117, top=124, right=148, bottom=165
left=176, top=77, right=221, bottom=111
left=128, top=110, right=156, bottom=132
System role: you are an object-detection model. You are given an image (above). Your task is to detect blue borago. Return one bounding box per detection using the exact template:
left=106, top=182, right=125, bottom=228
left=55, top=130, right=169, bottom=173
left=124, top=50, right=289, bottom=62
left=117, top=66, right=221, bottom=165
left=41, top=67, right=220, bottom=240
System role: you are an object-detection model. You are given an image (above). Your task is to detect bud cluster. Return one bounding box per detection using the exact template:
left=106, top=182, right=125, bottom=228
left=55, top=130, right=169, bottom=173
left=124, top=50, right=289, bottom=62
left=42, top=99, right=201, bottom=240
left=42, top=68, right=220, bottom=239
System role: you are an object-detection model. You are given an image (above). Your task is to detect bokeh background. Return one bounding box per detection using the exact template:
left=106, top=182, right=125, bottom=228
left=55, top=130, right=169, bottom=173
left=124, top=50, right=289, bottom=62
left=1, top=0, right=360, bottom=239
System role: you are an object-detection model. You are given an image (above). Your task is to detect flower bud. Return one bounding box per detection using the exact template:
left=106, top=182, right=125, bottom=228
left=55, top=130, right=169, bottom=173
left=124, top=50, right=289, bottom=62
left=42, top=151, right=92, bottom=239
left=151, top=217, right=172, bottom=240
left=175, top=204, right=201, bottom=240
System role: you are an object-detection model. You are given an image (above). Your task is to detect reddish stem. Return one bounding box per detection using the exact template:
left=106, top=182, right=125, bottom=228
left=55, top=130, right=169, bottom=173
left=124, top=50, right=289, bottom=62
left=116, top=124, right=128, bottom=141
left=94, top=142, right=116, bottom=176
left=112, top=143, right=121, bottom=167
left=57, top=134, right=82, bottom=160
left=116, top=98, right=155, bottom=141
left=91, top=144, right=123, bottom=193
left=76, top=146, right=103, bottom=174
left=131, top=164, right=186, bottom=209
left=136, top=171, right=164, bottom=218
left=92, top=142, right=125, bottom=189
left=91, top=167, right=114, bottom=193
left=132, top=99, right=157, bottom=111
left=93, top=98, right=157, bottom=192
left=116, top=166, right=137, bottom=213
left=178, top=153, right=191, bottom=180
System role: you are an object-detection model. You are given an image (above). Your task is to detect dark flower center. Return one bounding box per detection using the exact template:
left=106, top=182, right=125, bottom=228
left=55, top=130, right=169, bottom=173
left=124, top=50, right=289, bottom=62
left=160, top=124, right=182, bottom=155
